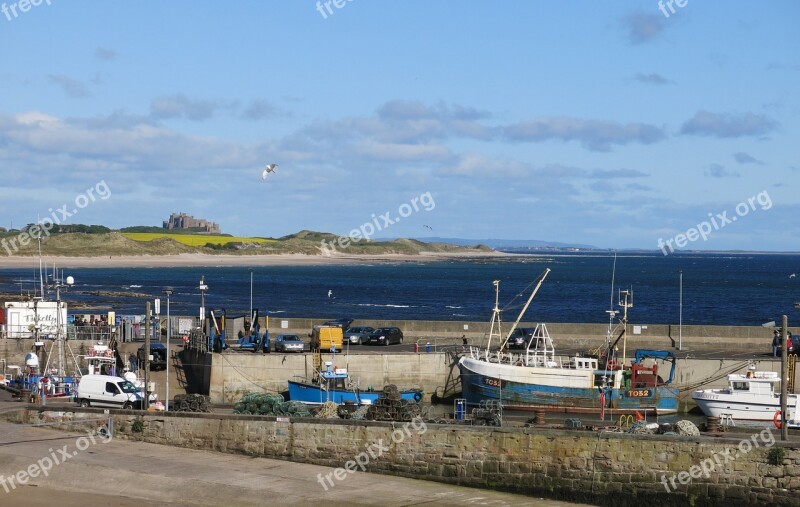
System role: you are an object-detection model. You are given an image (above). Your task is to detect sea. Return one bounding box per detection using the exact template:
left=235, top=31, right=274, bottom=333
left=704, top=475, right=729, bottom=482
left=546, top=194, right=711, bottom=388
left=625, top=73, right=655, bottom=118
left=1, top=252, right=799, bottom=326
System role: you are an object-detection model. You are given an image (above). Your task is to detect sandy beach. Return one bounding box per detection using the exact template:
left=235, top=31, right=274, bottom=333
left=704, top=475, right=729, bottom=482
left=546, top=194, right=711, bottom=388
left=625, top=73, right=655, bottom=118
left=0, top=251, right=516, bottom=269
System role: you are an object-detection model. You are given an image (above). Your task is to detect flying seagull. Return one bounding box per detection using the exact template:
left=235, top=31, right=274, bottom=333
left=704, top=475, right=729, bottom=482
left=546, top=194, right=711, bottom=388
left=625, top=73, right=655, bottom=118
left=791, top=273, right=797, bottom=279
left=328, top=289, right=333, bottom=298
left=261, top=163, right=278, bottom=180
left=423, top=225, right=433, bottom=230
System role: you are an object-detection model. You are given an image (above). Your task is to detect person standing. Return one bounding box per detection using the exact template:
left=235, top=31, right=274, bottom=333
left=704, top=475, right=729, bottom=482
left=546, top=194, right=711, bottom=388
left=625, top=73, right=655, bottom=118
left=773, top=331, right=781, bottom=357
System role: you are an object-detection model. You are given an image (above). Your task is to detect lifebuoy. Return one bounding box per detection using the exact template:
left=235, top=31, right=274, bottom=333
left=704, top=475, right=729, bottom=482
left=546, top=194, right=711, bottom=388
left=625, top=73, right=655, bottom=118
left=607, top=360, right=617, bottom=370
left=413, top=391, right=423, bottom=403
left=774, top=410, right=782, bottom=429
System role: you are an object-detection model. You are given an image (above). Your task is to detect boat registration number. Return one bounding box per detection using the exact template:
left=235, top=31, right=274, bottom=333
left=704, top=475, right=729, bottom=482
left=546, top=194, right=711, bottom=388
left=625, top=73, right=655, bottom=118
left=626, top=389, right=652, bottom=398
left=483, top=377, right=505, bottom=388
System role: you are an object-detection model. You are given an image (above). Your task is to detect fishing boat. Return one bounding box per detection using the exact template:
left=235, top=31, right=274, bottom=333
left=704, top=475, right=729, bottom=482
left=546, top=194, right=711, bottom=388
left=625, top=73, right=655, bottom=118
left=288, top=361, right=423, bottom=405
left=458, top=269, right=680, bottom=415
left=692, top=366, right=800, bottom=426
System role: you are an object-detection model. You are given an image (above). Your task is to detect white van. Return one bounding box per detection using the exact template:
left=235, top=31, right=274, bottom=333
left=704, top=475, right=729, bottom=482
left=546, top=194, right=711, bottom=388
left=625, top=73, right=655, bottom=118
left=75, top=374, right=143, bottom=410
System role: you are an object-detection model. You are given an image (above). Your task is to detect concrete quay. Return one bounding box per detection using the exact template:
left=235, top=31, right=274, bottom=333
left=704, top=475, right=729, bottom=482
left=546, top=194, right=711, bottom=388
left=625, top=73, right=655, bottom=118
left=0, top=418, right=575, bottom=507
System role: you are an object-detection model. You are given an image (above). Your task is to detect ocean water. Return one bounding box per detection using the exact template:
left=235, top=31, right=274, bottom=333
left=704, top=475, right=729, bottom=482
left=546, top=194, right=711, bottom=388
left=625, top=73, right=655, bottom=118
left=0, top=253, right=798, bottom=325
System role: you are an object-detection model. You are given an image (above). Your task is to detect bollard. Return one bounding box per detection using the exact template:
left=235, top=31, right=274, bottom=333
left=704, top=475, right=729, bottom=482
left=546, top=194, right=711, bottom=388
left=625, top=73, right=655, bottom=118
left=426, top=342, right=431, bottom=353
left=534, top=410, right=546, bottom=425
left=706, top=416, right=720, bottom=434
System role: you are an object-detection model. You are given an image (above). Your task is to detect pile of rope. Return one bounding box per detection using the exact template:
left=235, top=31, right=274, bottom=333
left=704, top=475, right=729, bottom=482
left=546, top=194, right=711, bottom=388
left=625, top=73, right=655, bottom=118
left=233, top=392, right=312, bottom=418
left=315, top=401, right=340, bottom=418
left=172, top=394, right=211, bottom=413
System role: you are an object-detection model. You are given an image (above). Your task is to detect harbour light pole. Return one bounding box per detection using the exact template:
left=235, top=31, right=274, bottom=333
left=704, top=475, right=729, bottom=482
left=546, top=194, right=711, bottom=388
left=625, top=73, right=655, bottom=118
left=163, top=288, right=173, bottom=411
left=249, top=269, right=253, bottom=317
left=679, top=270, right=683, bottom=351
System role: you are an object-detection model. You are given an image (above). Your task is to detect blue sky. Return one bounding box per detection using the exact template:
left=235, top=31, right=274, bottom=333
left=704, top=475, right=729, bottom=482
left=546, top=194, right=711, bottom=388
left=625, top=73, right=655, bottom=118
left=0, top=1, right=797, bottom=250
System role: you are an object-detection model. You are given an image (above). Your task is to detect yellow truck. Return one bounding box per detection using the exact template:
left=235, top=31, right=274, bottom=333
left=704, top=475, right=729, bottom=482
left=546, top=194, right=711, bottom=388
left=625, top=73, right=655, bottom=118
left=310, top=325, right=343, bottom=351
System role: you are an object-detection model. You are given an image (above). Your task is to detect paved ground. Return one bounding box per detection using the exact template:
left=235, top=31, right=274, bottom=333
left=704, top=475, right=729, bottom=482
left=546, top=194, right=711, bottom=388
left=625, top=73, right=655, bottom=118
left=0, top=417, right=592, bottom=507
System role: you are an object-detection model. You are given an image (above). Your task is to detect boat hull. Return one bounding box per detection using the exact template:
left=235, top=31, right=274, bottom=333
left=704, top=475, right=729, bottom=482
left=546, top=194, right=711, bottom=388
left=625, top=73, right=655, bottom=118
left=458, top=357, right=679, bottom=415
left=288, top=380, right=421, bottom=405
left=692, top=390, right=794, bottom=422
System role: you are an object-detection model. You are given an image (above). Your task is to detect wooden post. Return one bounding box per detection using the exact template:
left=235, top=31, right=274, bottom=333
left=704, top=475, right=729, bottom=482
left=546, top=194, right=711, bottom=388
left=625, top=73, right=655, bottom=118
left=781, top=315, right=788, bottom=441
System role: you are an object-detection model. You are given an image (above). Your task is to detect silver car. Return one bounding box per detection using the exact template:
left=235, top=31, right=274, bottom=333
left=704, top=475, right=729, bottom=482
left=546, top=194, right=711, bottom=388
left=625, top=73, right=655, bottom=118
left=274, top=334, right=305, bottom=353
left=345, top=326, right=374, bottom=345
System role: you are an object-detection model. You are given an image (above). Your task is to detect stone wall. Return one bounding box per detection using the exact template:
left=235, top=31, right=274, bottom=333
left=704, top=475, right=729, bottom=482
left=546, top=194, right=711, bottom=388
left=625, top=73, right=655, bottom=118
left=11, top=407, right=800, bottom=507
left=210, top=350, right=450, bottom=403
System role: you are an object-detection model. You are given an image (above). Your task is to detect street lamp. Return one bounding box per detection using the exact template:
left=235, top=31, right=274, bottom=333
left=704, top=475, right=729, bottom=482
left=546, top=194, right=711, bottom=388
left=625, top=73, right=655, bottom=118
left=679, top=270, right=683, bottom=351
left=163, top=288, right=173, bottom=411
left=249, top=269, right=254, bottom=317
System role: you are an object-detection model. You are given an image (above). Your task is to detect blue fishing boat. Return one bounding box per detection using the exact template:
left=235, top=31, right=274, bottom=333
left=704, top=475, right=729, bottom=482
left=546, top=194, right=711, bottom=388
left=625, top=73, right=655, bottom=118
left=288, top=361, right=423, bottom=405
left=458, top=269, right=679, bottom=415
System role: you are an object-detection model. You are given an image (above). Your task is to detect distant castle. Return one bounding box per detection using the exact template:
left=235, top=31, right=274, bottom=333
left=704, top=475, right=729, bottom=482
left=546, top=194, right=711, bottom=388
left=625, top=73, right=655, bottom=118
left=163, top=212, right=221, bottom=234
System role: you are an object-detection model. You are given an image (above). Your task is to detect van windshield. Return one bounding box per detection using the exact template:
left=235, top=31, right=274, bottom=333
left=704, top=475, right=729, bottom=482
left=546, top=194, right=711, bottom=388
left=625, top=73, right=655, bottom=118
left=120, top=381, right=138, bottom=394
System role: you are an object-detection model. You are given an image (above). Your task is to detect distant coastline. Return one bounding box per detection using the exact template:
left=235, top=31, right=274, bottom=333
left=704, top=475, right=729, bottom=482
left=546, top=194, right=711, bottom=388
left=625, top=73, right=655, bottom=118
left=0, top=251, right=515, bottom=269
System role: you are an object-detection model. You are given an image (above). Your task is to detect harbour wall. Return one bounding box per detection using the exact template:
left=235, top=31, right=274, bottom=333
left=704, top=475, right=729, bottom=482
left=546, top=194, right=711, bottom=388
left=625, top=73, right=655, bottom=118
left=7, top=407, right=800, bottom=507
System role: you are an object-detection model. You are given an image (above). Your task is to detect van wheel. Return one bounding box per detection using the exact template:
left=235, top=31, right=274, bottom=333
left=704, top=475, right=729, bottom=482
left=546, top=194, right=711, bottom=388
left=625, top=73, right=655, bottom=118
left=122, top=402, right=133, bottom=410
left=79, top=399, right=90, bottom=408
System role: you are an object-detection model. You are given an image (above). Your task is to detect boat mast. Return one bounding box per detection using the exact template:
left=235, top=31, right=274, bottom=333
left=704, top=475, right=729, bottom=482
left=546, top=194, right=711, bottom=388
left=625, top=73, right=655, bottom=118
left=619, top=289, right=633, bottom=366
left=500, top=268, right=551, bottom=349
left=485, top=280, right=503, bottom=356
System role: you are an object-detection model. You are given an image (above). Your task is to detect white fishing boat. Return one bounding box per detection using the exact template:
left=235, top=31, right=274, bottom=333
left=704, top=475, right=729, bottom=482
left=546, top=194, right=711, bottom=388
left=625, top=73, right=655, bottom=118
left=692, top=366, right=800, bottom=427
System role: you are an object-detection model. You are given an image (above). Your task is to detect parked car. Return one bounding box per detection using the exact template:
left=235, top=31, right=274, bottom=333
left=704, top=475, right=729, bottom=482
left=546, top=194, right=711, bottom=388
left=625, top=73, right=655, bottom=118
left=366, top=327, right=403, bottom=346
left=322, top=318, right=354, bottom=332
left=345, top=326, right=374, bottom=345
left=274, top=334, right=305, bottom=353
left=137, top=342, right=167, bottom=371
left=507, top=327, right=536, bottom=350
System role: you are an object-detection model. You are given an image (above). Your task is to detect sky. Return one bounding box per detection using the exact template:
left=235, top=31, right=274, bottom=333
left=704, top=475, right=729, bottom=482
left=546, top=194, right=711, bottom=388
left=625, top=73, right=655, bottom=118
left=0, top=1, right=797, bottom=251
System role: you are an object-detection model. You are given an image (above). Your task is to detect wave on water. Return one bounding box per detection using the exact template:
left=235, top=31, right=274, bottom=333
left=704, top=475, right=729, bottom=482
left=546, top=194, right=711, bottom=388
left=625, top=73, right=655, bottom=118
left=355, top=303, right=414, bottom=308
left=446, top=305, right=463, bottom=309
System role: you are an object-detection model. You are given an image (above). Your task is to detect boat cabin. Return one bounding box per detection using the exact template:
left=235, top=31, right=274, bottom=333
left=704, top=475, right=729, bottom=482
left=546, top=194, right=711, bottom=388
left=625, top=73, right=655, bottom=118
left=725, top=371, right=780, bottom=396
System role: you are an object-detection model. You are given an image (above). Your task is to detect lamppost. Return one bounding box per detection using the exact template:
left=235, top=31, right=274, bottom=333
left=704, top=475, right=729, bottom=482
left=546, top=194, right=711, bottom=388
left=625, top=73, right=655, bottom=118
left=163, top=288, right=173, bottom=411
left=249, top=269, right=254, bottom=317
left=679, top=270, right=683, bottom=351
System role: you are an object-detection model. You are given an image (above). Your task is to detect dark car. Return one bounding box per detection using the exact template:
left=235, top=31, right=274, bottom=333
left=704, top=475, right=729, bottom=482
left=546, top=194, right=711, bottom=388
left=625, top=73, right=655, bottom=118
left=345, top=326, right=374, bottom=345
left=137, top=343, right=167, bottom=371
left=322, top=318, right=354, bottom=332
left=507, top=327, right=536, bottom=350
left=274, top=334, right=305, bottom=353
left=366, top=327, right=403, bottom=346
